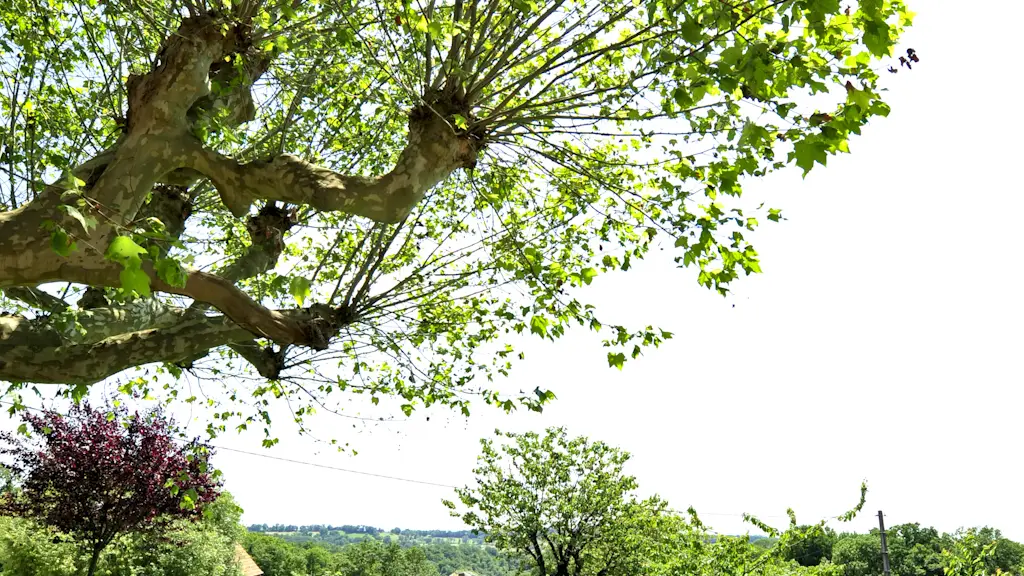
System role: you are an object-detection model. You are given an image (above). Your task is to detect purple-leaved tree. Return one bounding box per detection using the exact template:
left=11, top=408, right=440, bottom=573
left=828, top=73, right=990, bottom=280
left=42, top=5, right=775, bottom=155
left=0, top=403, right=221, bottom=576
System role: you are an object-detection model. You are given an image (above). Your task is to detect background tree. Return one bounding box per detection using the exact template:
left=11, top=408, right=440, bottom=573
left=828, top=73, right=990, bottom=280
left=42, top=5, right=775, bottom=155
left=0, top=493, right=243, bottom=576
left=662, top=522, right=843, bottom=576
left=0, top=516, right=79, bottom=576
left=102, top=493, right=245, bottom=576
left=825, top=525, right=949, bottom=576
left=970, top=528, right=1024, bottom=576
left=0, top=0, right=913, bottom=437
left=304, top=545, right=331, bottom=576
left=0, top=404, right=221, bottom=576
left=828, top=534, right=880, bottom=576
left=445, top=427, right=681, bottom=576
left=337, top=540, right=438, bottom=576
left=942, top=530, right=1000, bottom=576
left=885, top=524, right=948, bottom=576
left=784, top=526, right=838, bottom=567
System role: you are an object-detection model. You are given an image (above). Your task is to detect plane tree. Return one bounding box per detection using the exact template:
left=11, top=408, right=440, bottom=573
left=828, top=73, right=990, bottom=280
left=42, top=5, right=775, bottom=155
left=0, top=0, right=913, bottom=435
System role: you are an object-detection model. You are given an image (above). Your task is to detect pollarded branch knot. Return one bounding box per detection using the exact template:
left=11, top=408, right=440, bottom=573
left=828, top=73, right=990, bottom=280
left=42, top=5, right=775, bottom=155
left=141, top=185, right=193, bottom=242
left=411, top=90, right=487, bottom=163
left=301, top=303, right=359, bottom=351
left=408, top=106, right=484, bottom=172
left=245, top=202, right=297, bottom=260
left=246, top=345, right=288, bottom=380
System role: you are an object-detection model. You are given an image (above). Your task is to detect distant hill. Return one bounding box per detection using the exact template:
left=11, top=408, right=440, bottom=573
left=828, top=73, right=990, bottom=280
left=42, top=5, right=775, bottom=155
left=247, top=523, right=488, bottom=546
left=246, top=522, right=775, bottom=549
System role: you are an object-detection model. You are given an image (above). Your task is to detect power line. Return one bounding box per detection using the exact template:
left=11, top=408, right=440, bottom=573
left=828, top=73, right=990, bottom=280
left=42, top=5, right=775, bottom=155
left=0, top=400, right=457, bottom=489
left=214, top=445, right=459, bottom=489
left=0, top=400, right=804, bottom=520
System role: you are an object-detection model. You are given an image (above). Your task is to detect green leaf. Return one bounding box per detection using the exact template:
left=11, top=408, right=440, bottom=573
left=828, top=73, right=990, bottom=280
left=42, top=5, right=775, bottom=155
left=120, top=266, right=152, bottom=297
left=680, top=18, right=702, bottom=44
left=181, top=487, right=199, bottom=509
left=61, top=172, right=86, bottom=190
left=862, top=20, right=892, bottom=57
left=155, top=258, right=188, bottom=289
left=49, top=227, right=77, bottom=257
left=289, top=276, right=311, bottom=306
left=58, top=204, right=97, bottom=235
left=529, top=315, right=549, bottom=337
left=70, top=383, right=89, bottom=404
left=792, top=139, right=828, bottom=175
left=848, top=87, right=872, bottom=110
left=105, top=235, right=148, bottom=265
left=414, top=15, right=428, bottom=33
left=580, top=267, right=598, bottom=285
left=427, top=20, right=444, bottom=38
left=607, top=352, right=625, bottom=370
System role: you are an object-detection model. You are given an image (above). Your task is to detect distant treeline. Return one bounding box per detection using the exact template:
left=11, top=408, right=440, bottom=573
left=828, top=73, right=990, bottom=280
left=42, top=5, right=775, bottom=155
left=246, top=524, right=480, bottom=539
left=243, top=532, right=518, bottom=576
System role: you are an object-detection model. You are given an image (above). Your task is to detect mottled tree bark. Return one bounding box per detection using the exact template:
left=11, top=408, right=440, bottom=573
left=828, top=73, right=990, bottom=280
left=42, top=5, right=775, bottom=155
left=187, top=112, right=479, bottom=222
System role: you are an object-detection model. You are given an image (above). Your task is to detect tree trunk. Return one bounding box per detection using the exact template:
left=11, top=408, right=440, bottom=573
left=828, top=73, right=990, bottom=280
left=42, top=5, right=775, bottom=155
left=86, top=545, right=102, bottom=576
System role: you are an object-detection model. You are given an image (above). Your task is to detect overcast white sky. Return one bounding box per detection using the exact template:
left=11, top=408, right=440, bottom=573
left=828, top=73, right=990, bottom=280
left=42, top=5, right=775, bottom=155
left=201, top=0, right=1024, bottom=540
left=6, top=0, right=1022, bottom=542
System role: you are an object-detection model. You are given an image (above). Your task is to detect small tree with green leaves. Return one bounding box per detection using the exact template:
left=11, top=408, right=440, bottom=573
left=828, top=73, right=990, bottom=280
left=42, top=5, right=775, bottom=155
left=445, top=427, right=681, bottom=576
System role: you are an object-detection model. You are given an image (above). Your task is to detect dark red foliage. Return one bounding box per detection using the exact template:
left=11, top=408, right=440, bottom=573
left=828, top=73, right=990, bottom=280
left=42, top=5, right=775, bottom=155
left=0, top=403, right=221, bottom=553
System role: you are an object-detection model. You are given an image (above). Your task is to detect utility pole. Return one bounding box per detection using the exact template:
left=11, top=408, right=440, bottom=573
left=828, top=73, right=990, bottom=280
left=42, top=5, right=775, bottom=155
left=878, top=510, right=892, bottom=576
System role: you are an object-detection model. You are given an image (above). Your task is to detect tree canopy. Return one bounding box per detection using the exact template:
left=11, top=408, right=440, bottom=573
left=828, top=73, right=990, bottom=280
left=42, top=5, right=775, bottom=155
left=0, top=0, right=914, bottom=437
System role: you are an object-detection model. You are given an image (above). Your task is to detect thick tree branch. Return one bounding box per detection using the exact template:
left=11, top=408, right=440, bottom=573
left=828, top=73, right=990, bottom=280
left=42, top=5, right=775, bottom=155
left=0, top=300, right=187, bottom=349
left=0, top=246, right=319, bottom=349
left=0, top=297, right=356, bottom=385
left=1, top=287, right=69, bottom=312
left=184, top=202, right=293, bottom=322
left=219, top=203, right=295, bottom=284
left=227, top=342, right=287, bottom=379
left=0, top=315, right=252, bottom=385
left=0, top=10, right=364, bottom=386
left=186, top=112, right=481, bottom=223
left=124, top=15, right=240, bottom=135
left=176, top=203, right=296, bottom=371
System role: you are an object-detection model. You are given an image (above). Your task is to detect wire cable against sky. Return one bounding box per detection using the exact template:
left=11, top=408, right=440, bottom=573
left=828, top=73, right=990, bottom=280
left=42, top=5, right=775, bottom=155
left=0, top=399, right=801, bottom=520
left=0, top=400, right=454, bottom=488
left=214, top=445, right=458, bottom=489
